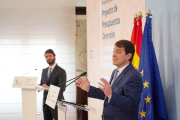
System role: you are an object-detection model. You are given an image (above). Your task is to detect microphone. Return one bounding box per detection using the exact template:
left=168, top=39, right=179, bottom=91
left=80, top=72, right=87, bottom=76
left=58, top=72, right=87, bottom=100
left=21, top=69, right=37, bottom=76
left=58, top=72, right=87, bottom=86
left=65, top=72, right=87, bottom=87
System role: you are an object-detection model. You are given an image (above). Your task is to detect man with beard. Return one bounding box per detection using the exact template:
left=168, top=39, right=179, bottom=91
left=38, top=49, right=66, bottom=120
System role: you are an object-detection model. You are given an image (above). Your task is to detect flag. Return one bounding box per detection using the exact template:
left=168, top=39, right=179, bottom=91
left=130, top=19, right=137, bottom=45
left=138, top=17, right=167, bottom=120
left=131, top=17, right=142, bottom=70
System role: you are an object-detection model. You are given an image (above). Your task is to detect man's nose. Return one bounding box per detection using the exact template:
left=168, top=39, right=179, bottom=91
left=113, top=52, right=116, bottom=57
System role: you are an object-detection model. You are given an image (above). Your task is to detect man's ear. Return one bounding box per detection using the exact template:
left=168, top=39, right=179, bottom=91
left=127, top=53, right=132, bottom=61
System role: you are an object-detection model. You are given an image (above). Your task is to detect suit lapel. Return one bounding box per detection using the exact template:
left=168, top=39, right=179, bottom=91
left=111, top=63, right=132, bottom=89
left=109, top=70, right=116, bottom=84
left=111, top=71, right=125, bottom=89
left=47, top=65, right=58, bottom=84
left=44, top=68, right=48, bottom=84
left=104, top=64, right=133, bottom=102
left=104, top=70, right=116, bottom=101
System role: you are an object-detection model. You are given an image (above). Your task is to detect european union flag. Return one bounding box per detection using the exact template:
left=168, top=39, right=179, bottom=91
left=138, top=17, right=168, bottom=120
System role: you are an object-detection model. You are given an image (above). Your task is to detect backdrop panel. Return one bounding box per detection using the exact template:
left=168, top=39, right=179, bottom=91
left=87, top=0, right=145, bottom=119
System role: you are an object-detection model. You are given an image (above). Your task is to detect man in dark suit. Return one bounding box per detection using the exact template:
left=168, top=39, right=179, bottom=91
left=75, top=40, right=143, bottom=120
left=39, top=49, right=66, bottom=120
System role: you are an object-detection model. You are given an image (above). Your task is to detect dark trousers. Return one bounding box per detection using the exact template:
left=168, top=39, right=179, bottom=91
left=43, top=104, right=58, bottom=120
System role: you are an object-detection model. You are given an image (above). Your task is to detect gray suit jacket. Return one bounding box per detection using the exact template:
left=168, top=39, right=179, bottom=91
left=40, top=64, right=66, bottom=107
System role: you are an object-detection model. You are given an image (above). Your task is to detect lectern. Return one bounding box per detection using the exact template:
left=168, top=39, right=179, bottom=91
left=12, top=76, right=38, bottom=120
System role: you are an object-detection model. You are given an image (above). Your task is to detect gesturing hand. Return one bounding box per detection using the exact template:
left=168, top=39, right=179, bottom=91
left=98, top=78, right=112, bottom=98
left=75, top=77, right=90, bottom=92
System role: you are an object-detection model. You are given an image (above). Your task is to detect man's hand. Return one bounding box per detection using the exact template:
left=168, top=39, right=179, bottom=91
left=98, top=78, right=112, bottom=98
left=42, top=84, right=49, bottom=91
left=75, top=77, right=90, bottom=92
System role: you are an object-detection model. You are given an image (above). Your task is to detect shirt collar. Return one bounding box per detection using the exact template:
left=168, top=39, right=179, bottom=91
left=49, top=63, right=56, bottom=70
left=117, top=63, right=129, bottom=74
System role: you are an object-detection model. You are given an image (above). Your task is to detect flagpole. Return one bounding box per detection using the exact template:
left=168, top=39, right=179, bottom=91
left=138, top=11, right=142, bottom=18
left=134, top=13, right=137, bottom=19
left=146, top=9, right=152, bottom=18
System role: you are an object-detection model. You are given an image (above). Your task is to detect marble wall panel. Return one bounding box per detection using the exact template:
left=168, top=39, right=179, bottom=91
left=75, top=18, right=87, bottom=74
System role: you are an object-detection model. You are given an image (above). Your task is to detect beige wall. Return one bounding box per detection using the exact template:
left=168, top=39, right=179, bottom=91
left=76, top=15, right=87, bottom=76
left=87, top=0, right=145, bottom=120
left=75, top=15, right=87, bottom=120
left=0, top=0, right=76, bottom=119
left=76, top=0, right=86, bottom=7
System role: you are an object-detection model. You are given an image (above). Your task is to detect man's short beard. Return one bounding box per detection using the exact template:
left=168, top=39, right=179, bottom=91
left=47, top=58, right=55, bottom=65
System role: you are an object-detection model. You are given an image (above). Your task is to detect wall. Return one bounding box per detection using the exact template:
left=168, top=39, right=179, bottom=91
left=75, top=15, right=87, bottom=120
left=75, top=0, right=86, bottom=7
left=87, top=0, right=145, bottom=120
left=76, top=15, right=87, bottom=75
left=0, top=0, right=76, bottom=120
left=146, top=0, right=180, bottom=119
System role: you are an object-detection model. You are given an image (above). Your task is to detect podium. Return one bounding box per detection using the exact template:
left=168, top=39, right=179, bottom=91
left=12, top=76, right=38, bottom=120
left=57, top=100, right=96, bottom=120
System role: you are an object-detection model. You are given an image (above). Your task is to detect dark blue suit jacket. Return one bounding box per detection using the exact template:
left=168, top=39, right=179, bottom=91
left=87, top=63, right=143, bottom=120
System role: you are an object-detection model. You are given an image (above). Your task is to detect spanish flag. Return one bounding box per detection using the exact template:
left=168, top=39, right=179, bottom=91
left=131, top=17, right=142, bottom=70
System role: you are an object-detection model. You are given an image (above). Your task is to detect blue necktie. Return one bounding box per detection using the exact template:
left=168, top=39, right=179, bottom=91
left=111, top=69, right=119, bottom=86
left=47, top=68, right=52, bottom=81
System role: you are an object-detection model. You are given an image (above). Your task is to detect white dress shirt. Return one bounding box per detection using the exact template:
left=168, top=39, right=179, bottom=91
left=115, top=63, right=129, bottom=80
left=47, top=63, right=57, bottom=76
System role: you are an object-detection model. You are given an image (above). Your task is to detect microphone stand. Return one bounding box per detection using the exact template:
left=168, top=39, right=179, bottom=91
left=21, top=69, right=37, bottom=77
left=55, top=72, right=87, bottom=116
left=58, top=72, right=86, bottom=87
left=65, top=76, right=81, bottom=88
left=59, top=75, right=85, bottom=101
left=64, top=75, right=81, bottom=84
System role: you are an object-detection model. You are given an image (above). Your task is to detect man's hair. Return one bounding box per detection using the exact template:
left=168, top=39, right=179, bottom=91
left=44, top=49, right=56, bottom=56
left=115, top=40, right=135, bottom=63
